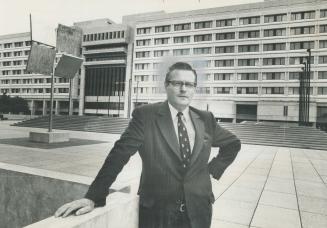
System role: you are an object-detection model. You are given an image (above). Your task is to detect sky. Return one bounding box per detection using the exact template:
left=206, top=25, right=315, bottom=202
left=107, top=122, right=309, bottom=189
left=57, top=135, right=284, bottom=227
left=0, top=0, right=263, bottom=45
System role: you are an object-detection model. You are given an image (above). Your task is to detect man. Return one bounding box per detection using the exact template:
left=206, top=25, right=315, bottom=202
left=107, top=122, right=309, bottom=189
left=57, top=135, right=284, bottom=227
left=55, top=62, right=241, bottom=228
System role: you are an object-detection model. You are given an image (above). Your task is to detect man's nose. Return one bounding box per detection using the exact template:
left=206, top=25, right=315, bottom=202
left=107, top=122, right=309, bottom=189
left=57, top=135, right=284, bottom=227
left=180, top=84, right=187, bottom=91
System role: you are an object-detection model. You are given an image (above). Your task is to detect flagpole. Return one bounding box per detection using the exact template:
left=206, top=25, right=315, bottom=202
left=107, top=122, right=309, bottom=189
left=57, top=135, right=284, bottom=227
left=49, top=62, right=55, bottom=132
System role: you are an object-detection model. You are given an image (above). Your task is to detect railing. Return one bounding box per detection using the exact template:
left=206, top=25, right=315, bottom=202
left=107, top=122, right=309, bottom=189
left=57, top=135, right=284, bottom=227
left=24, top=192, right=139, bottom=228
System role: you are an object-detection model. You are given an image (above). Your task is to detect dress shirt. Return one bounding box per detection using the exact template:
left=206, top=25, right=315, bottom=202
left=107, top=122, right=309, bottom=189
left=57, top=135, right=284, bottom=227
left=168, top=103, right=195, bottom=153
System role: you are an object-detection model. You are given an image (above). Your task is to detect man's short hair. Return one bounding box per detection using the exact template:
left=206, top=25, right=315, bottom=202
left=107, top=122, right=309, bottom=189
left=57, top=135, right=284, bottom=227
left=165, top=62, right=197, bottom=84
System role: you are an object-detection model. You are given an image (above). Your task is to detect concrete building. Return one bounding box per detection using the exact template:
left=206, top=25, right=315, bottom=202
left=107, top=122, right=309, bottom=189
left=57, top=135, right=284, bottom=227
left=0, top=32, right=79, bottom=115
left=126, top=0, right=327, bottom=127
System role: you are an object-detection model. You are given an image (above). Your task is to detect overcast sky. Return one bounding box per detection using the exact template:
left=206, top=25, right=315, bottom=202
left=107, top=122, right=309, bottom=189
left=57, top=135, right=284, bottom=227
left=0, top=0, right=262, bottom=45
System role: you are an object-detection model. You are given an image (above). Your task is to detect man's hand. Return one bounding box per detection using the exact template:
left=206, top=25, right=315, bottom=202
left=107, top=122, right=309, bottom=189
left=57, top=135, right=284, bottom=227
left=54, top=198, right=95, bottom=218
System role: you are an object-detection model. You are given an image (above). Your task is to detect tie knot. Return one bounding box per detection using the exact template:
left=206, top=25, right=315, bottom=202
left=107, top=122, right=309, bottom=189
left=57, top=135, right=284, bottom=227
left=177, top=112, right=183, bottom=117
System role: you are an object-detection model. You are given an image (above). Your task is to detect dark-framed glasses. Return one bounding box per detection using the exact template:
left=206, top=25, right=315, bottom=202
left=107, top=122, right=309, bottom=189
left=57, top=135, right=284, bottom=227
left=167, top=80, right=197, bottom=89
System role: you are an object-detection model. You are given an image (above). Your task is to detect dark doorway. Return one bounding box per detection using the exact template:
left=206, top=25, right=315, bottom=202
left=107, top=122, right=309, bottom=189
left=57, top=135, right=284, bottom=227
left=236, top=104, right=257, bottom=123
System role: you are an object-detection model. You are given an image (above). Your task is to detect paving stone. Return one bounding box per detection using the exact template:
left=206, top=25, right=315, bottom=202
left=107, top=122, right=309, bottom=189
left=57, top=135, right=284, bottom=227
left=298, top=195, right=327, bottom=215
left=301, top=211, right=327, bottom=228
left=213, top=198, right=256, bottom=226
left=211, top=219, right=248, bottom=228
left=295, top=180, right=327, bottom=199
left=251, top=204, right=301, bottom=228
left=233, top=174, right=267, bottom=190
left=259, top=190, right=298, bottom=210
left=264, top=177, right=296, bottom=194
left=220, top=186, right=262, bottom=203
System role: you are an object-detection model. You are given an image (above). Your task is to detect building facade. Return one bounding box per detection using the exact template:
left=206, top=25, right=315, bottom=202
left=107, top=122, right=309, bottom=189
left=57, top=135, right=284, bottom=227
left=127, top=0, right=327, bottom=126
left=0, top=32, right=79, bottom=115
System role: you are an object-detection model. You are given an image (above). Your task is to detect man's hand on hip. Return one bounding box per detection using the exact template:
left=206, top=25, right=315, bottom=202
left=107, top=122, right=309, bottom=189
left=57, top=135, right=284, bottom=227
left=54, top=198, right=95, bottom=218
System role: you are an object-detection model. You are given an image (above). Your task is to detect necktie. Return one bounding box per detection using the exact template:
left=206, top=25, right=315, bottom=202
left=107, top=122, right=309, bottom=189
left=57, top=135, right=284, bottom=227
left=177, top=112, right=192, bottom=170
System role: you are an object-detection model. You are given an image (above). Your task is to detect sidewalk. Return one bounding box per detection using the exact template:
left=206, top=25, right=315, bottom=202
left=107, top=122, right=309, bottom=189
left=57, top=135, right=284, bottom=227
left=0, top=121, right=326, bottom=228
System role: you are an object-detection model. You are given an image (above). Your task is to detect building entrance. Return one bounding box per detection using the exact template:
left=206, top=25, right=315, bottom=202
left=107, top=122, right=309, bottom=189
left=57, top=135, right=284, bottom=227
left=236, top=104, right=257, bottom=123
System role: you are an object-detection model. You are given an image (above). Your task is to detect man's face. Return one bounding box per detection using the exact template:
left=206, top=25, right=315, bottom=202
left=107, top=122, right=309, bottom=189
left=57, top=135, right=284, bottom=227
left=165, top=69, right=196, bottom=111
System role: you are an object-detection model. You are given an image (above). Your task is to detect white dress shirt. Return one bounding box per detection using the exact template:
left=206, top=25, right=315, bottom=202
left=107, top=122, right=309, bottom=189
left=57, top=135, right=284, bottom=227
left=168, top=103, right=195, bottom=153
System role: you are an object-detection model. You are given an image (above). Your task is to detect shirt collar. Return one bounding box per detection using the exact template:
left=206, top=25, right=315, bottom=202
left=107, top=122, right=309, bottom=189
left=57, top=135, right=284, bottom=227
left=168, top=102, right=190, bottom=122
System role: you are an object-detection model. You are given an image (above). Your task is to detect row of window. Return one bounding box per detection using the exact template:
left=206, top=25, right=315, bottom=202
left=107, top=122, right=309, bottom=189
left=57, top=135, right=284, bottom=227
left=0, top=50, right=30, bottom=58
left=132, top=86, right=327, bottom=95
left=83, top=30, right=125, bottom=42
left=0, top=41, right=31, bottom=49
left=136, top=10, right=327, bottom=35
left=135, top=40, right=327, bottom=58
left=0, top=88, right=69, bottom=94
left=0, top=78, right=69, bottom=84
left=0, top=60, right=27, bottom=67
left=135, top=25, right=327, bottom=47
left=133, top=71, right=327, bottom=82
left=134, top=56, right=327, bottom=70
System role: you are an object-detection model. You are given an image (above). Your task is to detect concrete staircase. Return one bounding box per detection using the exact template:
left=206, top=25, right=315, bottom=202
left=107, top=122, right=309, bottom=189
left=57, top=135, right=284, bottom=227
left=12, top=116, right=327, bottom=151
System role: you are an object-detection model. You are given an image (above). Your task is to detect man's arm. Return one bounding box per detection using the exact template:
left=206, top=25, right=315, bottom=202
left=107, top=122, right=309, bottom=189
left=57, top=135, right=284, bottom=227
left=208, top=112, right=241, bottom=180
left=55, top=108, right=144, bottom=217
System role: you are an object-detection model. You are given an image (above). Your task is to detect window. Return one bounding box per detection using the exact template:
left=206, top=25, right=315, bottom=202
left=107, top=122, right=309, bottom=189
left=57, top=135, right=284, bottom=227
left=152, top=87, right=162, bottom=94
left=238, top=73, right=258, bottom=80
left=213, top=87, right=232, bottom=94
left=216, top=32, right=235, bottom=40
left=193, top=47, right=212, bottom=55
left=262, top=72, right=285, bottom=80
left=13, top=51, right=22, bottom=56
left=153, top=63, right=160, bottom=69
left=289, top=56, right=314, bottom=65
left=321, top=9, right=327, bottom=18
left=24, top=50, right=30, bottom=55
left=289, top=72, right=313, bottom=80
left=4, top=43, right=12, bottom=48
left=215, top=46, right=234, bottom=53
left=3, top=52, right=11, bottom=57
left=173, top=36, right=190, bottom=43
left=319, top=56, right=327, bottom=64
left=317, top=87, right=327, bottom=95
left=239, top=16, right=260, bottom=25
left=262, top=87, right=284, bottom=94
left=320, top=40, right=327, bottom=49
left=238, top=44, right=259, bottom=52
left=135, top=51, right=150, bottom=58
left=154, top=38, right=169, bottom=45
left=2, top=61, right=11, bottom=66
left=239, top=30, right=260, bottom=39
left=135, top=63, right=150, bottom=70
left=215, top=60, right=234, bottom=67
left=134, top=75, right=149, bottom=82
left=291, top=11, right=315, bottom=20
left=136, top=39, right=151, bottom=46
left=318, top=71, right=327, bottom=79
left=264, top=28, right=286, bottom=37
left=137, top=27, right=151, bottom=35
left=173, top=49, right=190, bottom=56
left=134, top=87, right=149, bottom=94
left=237, top=87, right=258, bottom=94
left=264, top=14, right=287, bottom=23
left=288, top=87, right=299, bottom=95
left=174, top=23, right=191, bottom=31
left=290, top=26, right=315, bottom=35
left=238, top=58, right=259, bottom=66
left=14, top=42, right=23, bottom=47
left=290, top=41, right=314, bottom=50
left=58, top=88, right=69, bottom=93
left=320, top=25, right=327, bottom=33
left=194, top=34, right=212, bottom=42
left=196, top=87, right=210, bottom=94
left=155, top=25, right=170, bottom=33
left=12, top=70, right=21, bottom=75
left=263, top=58, right=285, bottom=65
left=25, top=41, right=31, bottom=46
left=153, top=75, right=161, bottom=81
left=154, top=50, right=169, bottom=57
left=216, top=19, right=235, bottom=27
left=263, top=43, right=286, bottom=51
left=194, top=21, right=212, bottom=29
left=2, top=70, right=10, bottom=75
left=214, top=73, right=232, bottom=80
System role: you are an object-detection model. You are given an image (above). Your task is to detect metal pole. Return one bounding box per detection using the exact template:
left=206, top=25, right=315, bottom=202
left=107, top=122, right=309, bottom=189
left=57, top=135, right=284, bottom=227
left=303, top=62, right=308, bottom=125
left=135, top=80, right=139, bottom=107
left=299, top=67, right=304, bottom=126
left=307, top=49, right=311, bottom=125
left=29, top=14, right=33, bottom=42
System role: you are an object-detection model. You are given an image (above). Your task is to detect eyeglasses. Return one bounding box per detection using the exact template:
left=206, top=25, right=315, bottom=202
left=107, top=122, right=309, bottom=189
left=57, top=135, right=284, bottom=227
left=167, top=80, right=197, bottom=89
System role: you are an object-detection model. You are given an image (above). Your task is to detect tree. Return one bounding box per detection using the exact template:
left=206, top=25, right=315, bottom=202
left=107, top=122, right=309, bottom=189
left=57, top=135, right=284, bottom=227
left=0, top=93, right=30, bottom=114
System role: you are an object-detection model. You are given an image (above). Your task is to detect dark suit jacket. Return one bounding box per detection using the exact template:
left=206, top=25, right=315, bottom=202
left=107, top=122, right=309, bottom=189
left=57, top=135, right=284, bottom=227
left=85, top=101, right=241, bottom=228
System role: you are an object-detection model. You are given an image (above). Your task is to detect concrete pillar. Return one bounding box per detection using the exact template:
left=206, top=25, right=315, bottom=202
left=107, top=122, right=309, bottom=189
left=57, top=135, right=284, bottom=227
left=30, top=100, right=35, bottom=116
left=78, top=52, right=86, bottom=116
left=42, top=100, right=47, bottom=116
left=55, top=100, right=60, bottom=115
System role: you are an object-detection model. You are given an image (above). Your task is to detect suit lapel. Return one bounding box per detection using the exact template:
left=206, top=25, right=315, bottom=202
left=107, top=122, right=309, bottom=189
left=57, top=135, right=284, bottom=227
left=156, top=101, right=181, bottom=160
left=189, top=109, right=205, bottom=166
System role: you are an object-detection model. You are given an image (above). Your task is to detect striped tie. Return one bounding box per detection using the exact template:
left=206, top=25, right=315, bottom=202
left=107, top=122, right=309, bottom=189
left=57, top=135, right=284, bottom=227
left=177, top=112, right=191, bottom=170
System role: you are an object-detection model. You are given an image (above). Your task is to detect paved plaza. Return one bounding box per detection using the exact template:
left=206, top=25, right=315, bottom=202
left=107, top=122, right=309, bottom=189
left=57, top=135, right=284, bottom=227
left=0, top=121, right=326, bottom=228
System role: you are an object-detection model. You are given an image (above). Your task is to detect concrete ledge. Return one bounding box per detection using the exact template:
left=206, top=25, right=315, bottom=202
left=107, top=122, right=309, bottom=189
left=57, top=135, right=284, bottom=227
left=29, top=131, right=70, bottom=143
left=24, top=192, right=139, bottom=228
